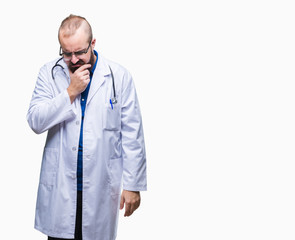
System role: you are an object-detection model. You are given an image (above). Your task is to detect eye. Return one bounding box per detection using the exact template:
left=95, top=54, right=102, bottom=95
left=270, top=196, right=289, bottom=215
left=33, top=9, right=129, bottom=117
left=63, top=52, right=72, bottom=57
left=75, top=50, right=85, bottom=56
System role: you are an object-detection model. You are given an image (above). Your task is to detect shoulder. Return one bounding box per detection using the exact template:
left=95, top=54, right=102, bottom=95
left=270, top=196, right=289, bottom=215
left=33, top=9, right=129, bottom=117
left=40, top=58, right=63, bottom=71
left=98, top=54, right=131, bottom=78
left=38, top=58, right=68, bottom=81
left=98, top=54, right=135, bottom=92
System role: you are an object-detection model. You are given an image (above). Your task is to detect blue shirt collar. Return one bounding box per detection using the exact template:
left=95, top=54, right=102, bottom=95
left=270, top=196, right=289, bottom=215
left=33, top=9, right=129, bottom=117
left=90, top=50, right=98, bottom=75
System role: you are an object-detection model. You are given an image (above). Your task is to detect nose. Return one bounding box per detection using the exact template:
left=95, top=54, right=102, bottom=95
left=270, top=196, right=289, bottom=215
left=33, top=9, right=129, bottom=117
left=70, top=54, right=79, bottom=64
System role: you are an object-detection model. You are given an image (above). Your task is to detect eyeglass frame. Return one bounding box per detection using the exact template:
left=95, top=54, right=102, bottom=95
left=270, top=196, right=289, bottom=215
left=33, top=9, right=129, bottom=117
left=59, top=41, right=92, bottom=60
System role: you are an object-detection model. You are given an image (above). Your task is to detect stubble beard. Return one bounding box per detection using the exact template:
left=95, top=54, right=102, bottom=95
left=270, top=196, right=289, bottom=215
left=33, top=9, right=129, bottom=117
left=68, top=51, right=95, bottom=73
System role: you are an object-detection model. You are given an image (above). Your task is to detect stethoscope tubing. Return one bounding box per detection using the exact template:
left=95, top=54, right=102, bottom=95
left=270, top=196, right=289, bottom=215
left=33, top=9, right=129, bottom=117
left=51, top=57, right=64, bottom=80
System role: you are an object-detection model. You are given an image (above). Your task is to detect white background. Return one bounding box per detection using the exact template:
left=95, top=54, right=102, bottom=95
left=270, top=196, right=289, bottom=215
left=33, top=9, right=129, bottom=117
left=0, top=0, right=295, bottom=239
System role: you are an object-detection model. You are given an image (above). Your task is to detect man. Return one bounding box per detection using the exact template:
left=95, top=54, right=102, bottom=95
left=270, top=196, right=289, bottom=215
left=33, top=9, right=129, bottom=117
left=27, top=14, right=147, bottom=240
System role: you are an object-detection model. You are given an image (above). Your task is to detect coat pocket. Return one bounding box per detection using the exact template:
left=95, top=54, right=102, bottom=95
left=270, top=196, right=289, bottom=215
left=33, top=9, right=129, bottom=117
left=103, top=103, right=121, bottom=131
left=39, top=148, right=58, bottom=188
left=109, top=157, right=123, bottom=196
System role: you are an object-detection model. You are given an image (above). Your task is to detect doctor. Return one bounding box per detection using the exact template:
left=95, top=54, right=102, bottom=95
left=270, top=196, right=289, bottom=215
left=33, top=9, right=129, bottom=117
left=27, top=14, right=147, bottom=240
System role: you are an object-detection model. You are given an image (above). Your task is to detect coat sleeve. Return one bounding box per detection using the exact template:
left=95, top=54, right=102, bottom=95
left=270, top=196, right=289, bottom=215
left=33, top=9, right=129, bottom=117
left=121, top=70, right=147, bottom=192
left=27, top=64, right=77, bottom=134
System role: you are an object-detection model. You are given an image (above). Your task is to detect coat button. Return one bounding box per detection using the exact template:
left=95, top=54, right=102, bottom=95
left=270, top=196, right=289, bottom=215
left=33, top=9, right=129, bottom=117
left=76, top=121, right=80, bottom=125
left=72, top=147, right=76, bottom=151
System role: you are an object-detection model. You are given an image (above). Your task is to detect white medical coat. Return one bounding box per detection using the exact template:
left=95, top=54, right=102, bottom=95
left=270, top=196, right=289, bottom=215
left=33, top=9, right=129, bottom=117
left=27, top=53, right=147, bottom=240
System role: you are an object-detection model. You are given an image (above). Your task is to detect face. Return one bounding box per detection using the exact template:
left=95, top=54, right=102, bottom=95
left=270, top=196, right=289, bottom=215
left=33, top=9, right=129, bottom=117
left=68, top=48, right=95, bottom=73
left=59, top=27, right=96, bottom=73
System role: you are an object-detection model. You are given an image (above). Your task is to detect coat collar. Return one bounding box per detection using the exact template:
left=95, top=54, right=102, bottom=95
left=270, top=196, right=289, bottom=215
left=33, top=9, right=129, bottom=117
left=87, top=52, right=110, bottom=104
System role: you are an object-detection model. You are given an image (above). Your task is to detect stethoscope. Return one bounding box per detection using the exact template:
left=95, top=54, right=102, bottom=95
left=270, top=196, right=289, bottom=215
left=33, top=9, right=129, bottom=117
left=51, top=57, right=117, bottom=105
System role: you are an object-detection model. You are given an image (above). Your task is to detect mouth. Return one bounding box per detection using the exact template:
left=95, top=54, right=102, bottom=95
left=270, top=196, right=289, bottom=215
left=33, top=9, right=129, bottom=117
left=69, top=57, right=92, bottom=73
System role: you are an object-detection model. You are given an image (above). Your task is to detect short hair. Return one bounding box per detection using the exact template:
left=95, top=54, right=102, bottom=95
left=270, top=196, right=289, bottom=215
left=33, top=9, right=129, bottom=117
left=58, top=14, right=93, bottom=43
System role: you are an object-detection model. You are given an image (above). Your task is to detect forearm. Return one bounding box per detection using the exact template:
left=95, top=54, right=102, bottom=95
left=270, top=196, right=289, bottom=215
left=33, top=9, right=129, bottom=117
left=27, top=89, right=77, bottom=134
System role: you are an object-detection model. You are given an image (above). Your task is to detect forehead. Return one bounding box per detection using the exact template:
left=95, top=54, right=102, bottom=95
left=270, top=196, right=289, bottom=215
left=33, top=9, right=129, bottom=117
left=59, top=27, right=89, bottom=52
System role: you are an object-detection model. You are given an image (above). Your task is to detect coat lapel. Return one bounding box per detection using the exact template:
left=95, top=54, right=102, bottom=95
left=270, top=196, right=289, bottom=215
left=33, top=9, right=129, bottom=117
left=87, top=54, right=110, bottom=104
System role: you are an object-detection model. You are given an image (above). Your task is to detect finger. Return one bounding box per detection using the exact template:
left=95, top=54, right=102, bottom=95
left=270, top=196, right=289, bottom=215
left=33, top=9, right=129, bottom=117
left=84, top=74, right=90, bottom=81
left=83, top=70, right=90, bottom=76
left=81, top=67, right=90, bottom=75
left=77, top=64, right=92, bottom=72
left=129, top=205, right=135, bottom=216
left=133, top=201, right=140, bottom=212
left=124, top=203, right=132, bottom=217
left=128, top=201, right=139, bottom=216
left=120, top=194, right=125, bottom=210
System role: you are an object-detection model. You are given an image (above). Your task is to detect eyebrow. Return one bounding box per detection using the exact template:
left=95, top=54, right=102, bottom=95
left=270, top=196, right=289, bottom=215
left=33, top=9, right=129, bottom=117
left=62, top=44, right=89, bottom=53
left=62, top=47, right=86, bottom=53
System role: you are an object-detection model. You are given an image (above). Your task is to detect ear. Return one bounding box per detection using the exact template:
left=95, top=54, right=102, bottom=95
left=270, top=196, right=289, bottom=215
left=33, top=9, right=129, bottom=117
left=91, top=38, right=96, bottom=49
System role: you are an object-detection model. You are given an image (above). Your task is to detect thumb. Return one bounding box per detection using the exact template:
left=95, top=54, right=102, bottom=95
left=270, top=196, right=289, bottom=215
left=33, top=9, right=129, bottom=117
left=120, top=193, right=125, bottom=210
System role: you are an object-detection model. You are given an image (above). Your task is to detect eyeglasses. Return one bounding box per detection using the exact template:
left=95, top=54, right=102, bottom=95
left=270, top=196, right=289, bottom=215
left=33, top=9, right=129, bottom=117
left=59, top=42, right=91, bottom=61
